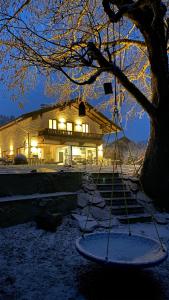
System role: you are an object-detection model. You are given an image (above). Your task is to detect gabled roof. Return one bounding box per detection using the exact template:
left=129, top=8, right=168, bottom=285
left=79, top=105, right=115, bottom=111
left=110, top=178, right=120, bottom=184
left=0, top=98, right=121, bottom=133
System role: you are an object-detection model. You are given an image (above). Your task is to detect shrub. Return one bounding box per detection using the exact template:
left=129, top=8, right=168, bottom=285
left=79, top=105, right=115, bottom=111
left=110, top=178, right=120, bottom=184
left=14, top=154, right=28, bottom=165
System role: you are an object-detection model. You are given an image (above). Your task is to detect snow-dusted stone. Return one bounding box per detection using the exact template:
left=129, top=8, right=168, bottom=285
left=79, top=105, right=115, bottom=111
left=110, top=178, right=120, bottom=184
left=98, top=218, right=119, bottom=229
left=82, top=183, right=96, bottom=192
left=79, top=220, right=98, bottom=233
left=95, top=200, right=106, bottom=208
left=77, top=193, right=90, bottom=208
left=154, top=214, right=169, bottom=225
left=71, top=213, right=98, bottom=232
left=137, top=191, right=153, bottom=203
left=88, top=194, right=104, bottom=205
left=81, top=207, right=94, bottom=219
left=90, top=206, right=111, bottom=221
left=71, top=213, right=94, bottom=222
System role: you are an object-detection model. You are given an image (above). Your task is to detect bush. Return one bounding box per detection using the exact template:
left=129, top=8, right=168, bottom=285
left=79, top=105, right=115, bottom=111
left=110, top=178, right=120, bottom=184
left=14, top=154, right=28, bottom=165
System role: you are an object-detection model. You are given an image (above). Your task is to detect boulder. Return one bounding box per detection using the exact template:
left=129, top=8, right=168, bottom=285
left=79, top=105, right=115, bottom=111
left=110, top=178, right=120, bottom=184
left=71, top=213, right=98, bottom=233
left=154, top=213, right=169, bottom=225
left=35, top=211, right=62, bottom=232
left=90, top=206, right=111, bottom=221
left=82, top=183, right=96, bottom=192
left=77, top=193, right=90, bottom=208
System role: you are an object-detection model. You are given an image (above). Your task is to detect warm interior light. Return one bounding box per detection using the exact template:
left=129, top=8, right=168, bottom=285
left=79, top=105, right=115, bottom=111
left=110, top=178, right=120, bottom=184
left=9, top=145, right=14, bottom=155
left=38, top=148, right=42, bottom=158
left=75, top=120, right=82, bottom=132
left=58, top=118, right=66, bottom=130
left=98, top=144, right=103, bottom=158
left=59, top=118, right=66, bottom=123
left=31, top=139, right=38, bottom=155
left=31, top=140, right=38, bottom=147
left=98, top=144, right=103, bottom=151
left=72, top=147, right=81, bottom=156
left=76, top=119, right=82, bottom=125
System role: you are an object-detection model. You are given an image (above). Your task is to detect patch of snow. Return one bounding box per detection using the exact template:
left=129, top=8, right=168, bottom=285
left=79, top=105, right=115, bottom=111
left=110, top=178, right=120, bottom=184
left=0, top=216, right=169, bottom=299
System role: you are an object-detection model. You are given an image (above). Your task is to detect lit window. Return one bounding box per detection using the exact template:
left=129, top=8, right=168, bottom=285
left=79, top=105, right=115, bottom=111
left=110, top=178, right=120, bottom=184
left=75, top=124, right=82, bottom=132
left=49, top=119, right=57, bottom=129
left=49, top=119, right=53, bottom=129
left=82, top=123, right=89, bottom=133
left=67, top=122, right=73, bottom=131
left=53, top=120, right=57, bottom=129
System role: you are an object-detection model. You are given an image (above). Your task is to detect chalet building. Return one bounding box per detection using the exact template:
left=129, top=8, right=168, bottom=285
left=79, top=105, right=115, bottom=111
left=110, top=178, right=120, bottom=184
left=0, top=99, right=120, bottom=165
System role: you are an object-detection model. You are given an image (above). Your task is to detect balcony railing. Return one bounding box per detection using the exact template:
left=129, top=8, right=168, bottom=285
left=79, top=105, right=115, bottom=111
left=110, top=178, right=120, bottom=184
left=39, top=128, right=103, bottom=139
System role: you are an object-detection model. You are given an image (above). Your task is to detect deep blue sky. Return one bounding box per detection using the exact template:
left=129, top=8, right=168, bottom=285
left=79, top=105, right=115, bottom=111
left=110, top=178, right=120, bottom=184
left=0, top=82, right=150, bottom=142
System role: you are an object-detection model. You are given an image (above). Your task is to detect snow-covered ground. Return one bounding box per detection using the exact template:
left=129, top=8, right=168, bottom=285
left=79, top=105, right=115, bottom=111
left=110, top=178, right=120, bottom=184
left=0, top=215, right=169, bottom=300
left=0, top=164, right=139, bottom=175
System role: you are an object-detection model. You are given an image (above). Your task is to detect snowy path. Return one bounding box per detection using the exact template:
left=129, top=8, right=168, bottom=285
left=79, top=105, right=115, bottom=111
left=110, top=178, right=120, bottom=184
left=0, top=216, right=169, bottom=300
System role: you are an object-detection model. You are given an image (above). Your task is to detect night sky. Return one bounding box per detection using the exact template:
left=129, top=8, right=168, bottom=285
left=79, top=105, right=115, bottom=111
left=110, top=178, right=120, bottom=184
left=0, top=82, right=150, bottom=143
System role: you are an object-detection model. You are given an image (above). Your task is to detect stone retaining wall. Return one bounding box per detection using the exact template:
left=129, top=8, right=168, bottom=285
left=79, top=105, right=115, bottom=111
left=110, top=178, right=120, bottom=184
left=0, top=193, right=77, bottom=227
left=0, top=172, right=82, bottom=196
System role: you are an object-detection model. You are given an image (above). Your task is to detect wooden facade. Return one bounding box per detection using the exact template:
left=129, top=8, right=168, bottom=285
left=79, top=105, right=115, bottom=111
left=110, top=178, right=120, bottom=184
left=0, top=100, right=120, bottom=165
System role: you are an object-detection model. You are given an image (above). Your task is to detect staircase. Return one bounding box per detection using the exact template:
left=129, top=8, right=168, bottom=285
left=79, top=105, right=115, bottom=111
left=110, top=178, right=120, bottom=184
left=92, top=172, right=151, bottom=223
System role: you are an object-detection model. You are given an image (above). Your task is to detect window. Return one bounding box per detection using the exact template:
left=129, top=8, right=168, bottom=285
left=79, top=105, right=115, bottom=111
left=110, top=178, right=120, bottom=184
left=53, top=120, right=57, bottom=129
left=49, top=119, right=57, bottom=129
left=75, top=124, right=82, bottom=132
left=82, top=123, right=89, bottom=133
left=67, top=122, right=73, bottom=131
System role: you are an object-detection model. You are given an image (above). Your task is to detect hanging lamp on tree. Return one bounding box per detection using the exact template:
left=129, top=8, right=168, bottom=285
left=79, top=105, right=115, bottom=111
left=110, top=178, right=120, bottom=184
left=103, top=82, right=113, bottom=94
left=78, top=99, right=86, bottom=116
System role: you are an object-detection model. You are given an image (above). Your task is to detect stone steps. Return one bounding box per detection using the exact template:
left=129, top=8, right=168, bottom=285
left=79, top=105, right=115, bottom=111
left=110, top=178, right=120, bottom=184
left=97, top=184, right=129, bottom=191
left=111, top=204, right=145, bottom=215
left=100, top=190, right=132, bottom=198
left=91, top=172, right=151, bottom=224
left=118, top=213, right=152, bottom=224
left=95, top=178, right=124, bottom=184
left=104, top=197, right=138, bottom=206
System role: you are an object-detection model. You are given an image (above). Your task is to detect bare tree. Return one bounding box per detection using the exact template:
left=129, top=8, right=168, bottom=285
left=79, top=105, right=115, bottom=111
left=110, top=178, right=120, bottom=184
left=0, top=0, right=169, bottom=207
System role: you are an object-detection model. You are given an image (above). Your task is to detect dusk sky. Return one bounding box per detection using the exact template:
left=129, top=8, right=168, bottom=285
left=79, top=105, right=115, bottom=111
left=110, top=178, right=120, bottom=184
left=0, top=81, right=150, bottom=143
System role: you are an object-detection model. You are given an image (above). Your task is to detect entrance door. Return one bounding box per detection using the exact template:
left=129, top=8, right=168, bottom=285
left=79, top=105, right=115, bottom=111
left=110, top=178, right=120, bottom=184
left=58, top=151, right=64, bottom=163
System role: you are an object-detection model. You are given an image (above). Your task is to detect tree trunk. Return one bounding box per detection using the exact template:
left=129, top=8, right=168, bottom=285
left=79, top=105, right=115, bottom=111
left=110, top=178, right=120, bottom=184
left=140, top=115, right=169, bottom=210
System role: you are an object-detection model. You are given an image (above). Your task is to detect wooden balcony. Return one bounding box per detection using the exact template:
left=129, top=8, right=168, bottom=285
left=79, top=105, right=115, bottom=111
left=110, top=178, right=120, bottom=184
left=38, top=128, right=103, bottom=140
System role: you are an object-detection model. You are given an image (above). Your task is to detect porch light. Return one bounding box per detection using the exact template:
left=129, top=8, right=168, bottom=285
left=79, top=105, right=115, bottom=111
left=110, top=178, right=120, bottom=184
left=9, top=145, right=14, bottom=156
left=31, top=140, right=38, bottom=147
left=79, top=100, right=86, bottom=116
left=58, top=118, right=66, bottom=130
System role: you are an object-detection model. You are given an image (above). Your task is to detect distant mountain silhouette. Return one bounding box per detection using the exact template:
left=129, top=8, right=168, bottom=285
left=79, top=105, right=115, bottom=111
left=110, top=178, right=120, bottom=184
left=0, top=115, right=15, bottom=126
left=104, top=137, right=147, bottom=163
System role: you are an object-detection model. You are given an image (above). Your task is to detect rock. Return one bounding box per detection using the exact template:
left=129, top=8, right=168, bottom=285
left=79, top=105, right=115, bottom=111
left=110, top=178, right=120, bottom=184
left=90, top=206, right=111, bottom=221
left=81, top=206, right=111, bottom=221
left=71, top=213, right=94, bottom=222
left=35, top=211, right=62, bottom=232
left=82, top=183, right=96, bottom=192
left=79, top=220, right=98, bottom=233
left=98, top=218, right=119, bottom=228
left=77, top=193, right=89, bottom=208
left=88, top=193, right=105, bottom=206
left=95, top=201, right=106, bottom=208
left=154, top=214, right=169, bottom=225
left=71, top=213, right=98, bottom=232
